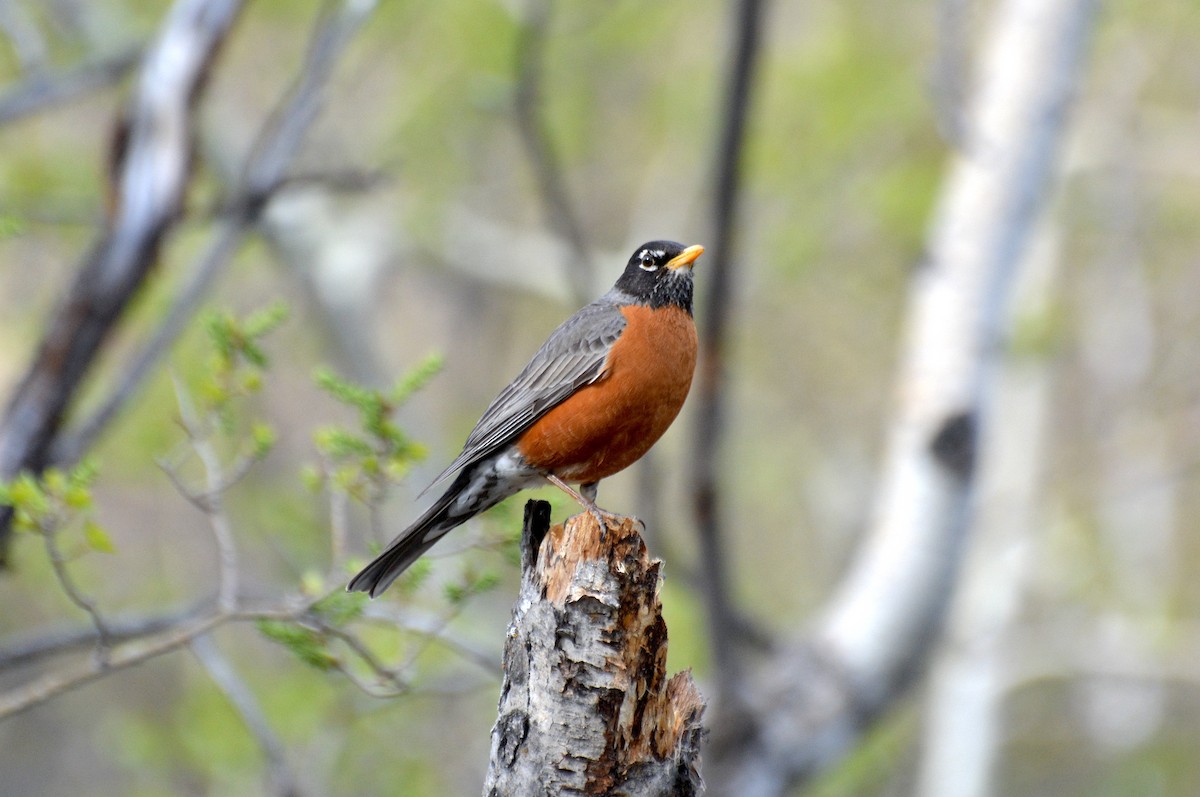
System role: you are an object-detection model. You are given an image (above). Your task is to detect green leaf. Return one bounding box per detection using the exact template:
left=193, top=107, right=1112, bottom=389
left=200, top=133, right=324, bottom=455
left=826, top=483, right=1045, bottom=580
left=394, top=558, right=432, bottom=597
left=251, top=423, right=276, bottom=456
left=256, top=620, right=337, bottom=671
left=243, top=300, right=289, bottom=338
left=7, top=473, right=48, bottom=516
left=392, top=352, right=444, bottom=404
left=312, top=590, right=367, bottom=627
left=83, top=521, right=117, bottom=554
left=62, top=486, right=92, bottom=510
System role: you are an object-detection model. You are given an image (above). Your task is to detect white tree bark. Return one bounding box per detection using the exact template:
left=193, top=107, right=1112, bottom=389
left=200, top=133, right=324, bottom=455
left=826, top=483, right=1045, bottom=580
left=0, top=0, right=245, bottom=550
left=484, top=502, right=705, bottom=797
left=706, top=0, right=1097, bottom=794
left=916, top=219, right=1062, bottom=797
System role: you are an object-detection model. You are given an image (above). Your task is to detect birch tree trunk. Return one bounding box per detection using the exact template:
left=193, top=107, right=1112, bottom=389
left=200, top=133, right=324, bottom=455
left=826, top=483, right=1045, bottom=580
left=705, top=0, right=1098, bottom=793
left=484, top=501, right=706, bottom=797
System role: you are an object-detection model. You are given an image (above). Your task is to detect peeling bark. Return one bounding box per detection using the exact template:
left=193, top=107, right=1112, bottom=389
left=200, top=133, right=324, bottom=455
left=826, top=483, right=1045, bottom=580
left=484, top=501, right=706, bottom=797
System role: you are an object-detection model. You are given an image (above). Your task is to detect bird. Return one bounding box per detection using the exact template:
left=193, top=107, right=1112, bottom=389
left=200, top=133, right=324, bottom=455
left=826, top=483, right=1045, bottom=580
left=348, top=240, right=704, bottom=597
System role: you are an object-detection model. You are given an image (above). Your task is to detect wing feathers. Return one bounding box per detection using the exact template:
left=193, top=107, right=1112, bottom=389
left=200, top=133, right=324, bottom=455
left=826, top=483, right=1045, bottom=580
left=420, top=300, right=627, bottom=494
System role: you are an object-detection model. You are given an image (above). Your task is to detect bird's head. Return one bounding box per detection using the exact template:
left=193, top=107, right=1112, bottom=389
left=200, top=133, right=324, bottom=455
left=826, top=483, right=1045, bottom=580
left=613, top=240, right=704, bottom=313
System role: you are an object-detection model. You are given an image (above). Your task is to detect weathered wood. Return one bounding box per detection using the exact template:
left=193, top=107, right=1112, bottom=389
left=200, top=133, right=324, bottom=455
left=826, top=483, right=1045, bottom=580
left=484, top=500, right=706, bottom=796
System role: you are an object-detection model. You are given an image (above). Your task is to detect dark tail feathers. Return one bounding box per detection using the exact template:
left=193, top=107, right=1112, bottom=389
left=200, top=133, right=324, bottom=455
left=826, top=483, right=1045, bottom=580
left=347, top=469, right=472, bottom=598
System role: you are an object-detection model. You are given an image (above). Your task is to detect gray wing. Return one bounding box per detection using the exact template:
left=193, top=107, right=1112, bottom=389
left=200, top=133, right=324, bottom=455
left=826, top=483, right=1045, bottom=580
left=423, top=299, right=627, bottom=491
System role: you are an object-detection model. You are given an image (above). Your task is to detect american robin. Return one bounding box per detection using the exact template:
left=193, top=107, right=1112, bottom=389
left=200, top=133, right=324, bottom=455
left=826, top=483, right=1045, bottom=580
left=348, top=240, right=703, bottom=597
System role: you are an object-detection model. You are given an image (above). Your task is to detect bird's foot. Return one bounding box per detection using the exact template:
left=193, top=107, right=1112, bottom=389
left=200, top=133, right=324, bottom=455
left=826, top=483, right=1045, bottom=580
left=545, top=474, right=624, bottom=530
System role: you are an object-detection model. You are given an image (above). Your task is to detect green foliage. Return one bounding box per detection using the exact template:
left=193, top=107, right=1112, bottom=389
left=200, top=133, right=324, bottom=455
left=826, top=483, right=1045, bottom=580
left=256, top=620, right=338, bottom=672
left=199, top=302, right=288, bottom=427
left=443, top=566, right=500, bottom=607
left=311, top=354, right=442, bottom=504
left=0, top=458, right=112, bottom=555
left=312, top=590, right=368, bottom=627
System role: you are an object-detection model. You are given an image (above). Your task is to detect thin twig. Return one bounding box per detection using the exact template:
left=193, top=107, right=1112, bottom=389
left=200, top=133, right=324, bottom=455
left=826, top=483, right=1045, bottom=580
left=242, top=0, right=380, bottom=202
left=0, top=0, right=246, bottom=555
left=514, top=0, right=594, bottom=306
left=361, top=604, right=500, bottom=673
left=0, top=604, right=199, bottom=669
left=170, top=374, right=239, bottom=613
left=39, top=516, right=112, bottom=661
left=0, top=605, right=288, bottom=721
left=50, top=0, right=380, bottom=468
left=0, top=611, right=227, bottom=720
left=191, top=634, right=303, bottom=797
left=690, top=0, right=767, bottom=704
left=0, top=46, right=143, bottom=125
left=0, top=585, right=502, bottom=720
left=320, top=623, right=409, bottom=694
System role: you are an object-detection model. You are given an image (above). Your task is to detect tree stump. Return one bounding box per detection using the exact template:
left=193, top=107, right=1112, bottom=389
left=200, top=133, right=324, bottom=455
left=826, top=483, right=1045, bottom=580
left=484, top=500, right=706, bottom=796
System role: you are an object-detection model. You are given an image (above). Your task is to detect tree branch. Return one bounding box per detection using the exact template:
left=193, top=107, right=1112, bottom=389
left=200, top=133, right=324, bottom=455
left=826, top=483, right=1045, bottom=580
left=170, top=374, right=240, bottom=613
left=39, top=513, right=112, bottom=659
left=48, top=0, right=380, bottom=468
left=706, top=0, right=1098, bottom=793
left=192, top=634, right=303, bottom=797
left=690, top=0, right=767, bottom=705
left=513, top=0, right=595, bottom=306
left=0, top=605, right=200, bottom=669
left=0, top=46, right=143, bottom=126
left=0, top=0, right=246, bottom=556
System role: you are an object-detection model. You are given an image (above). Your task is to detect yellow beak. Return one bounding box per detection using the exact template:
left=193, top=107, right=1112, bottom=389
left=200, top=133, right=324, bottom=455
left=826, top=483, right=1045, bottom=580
left=665, top=244, right=704, bottom=270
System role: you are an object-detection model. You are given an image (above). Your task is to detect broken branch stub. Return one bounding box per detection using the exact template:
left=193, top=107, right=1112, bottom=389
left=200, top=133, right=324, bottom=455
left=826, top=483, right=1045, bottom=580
left=484, top=500, right=706, bottom=797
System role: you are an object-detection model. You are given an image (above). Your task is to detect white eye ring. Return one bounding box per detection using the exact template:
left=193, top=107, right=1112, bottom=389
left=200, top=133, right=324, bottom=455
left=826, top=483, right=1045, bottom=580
left=638, top=250, right=662, bottom=271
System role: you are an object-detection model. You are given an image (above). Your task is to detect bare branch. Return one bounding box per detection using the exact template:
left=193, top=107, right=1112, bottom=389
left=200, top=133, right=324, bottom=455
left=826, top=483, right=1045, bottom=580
left=49, top=0, right=380, bottom=468
left=38, top=517, right=112, bottom=659
left=0, top=46, right=143, bottom=126
left=191, top=634, right=303, bottom=797
left=0, top=605, right=199, bottom=669
left=0, top=590, right=489, bottom=719
left=0, top=611, right=227, bottom=720
left=319, top=623, right=409, bottom=696
left=0, top=603, right=302, bottom=721
left=361, top=604, right=500, bottom=674
left=513, top=0, right=594, bottom=306
left=170, top=374, right=239, bottom=612
left=690, top=0, right=767, bottom=705
left=706, top=0, right=1099, bottom=793
left=0, top=0, right=246, bottom=554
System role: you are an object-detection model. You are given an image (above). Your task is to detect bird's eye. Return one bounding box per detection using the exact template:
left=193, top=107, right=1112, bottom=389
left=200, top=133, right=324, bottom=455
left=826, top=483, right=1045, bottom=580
left=638, top=252, right=658, bottom=271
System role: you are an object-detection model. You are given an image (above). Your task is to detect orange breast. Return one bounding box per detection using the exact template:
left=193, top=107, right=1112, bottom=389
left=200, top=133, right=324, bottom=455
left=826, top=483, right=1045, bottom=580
left=516, top=304, right=697, bottom=483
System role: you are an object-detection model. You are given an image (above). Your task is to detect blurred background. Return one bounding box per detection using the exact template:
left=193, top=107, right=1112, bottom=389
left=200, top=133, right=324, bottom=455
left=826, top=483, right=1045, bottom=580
left=0, top=0, right=1197, bottom=795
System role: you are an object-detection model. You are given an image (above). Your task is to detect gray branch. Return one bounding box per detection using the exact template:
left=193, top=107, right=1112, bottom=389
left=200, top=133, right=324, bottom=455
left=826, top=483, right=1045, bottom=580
left=0, top=0, right=246, bottom=554
left=690, top=0, right=767, bottom=707
left=48, top=0, right=379, bottom=467
left=0, top=46, right=143, bottom=126
left=514, top=0, right=595, bottom=306
left=705, top=0, right=1098, bottom=794
left=192, top=634, right=303, bottom=797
